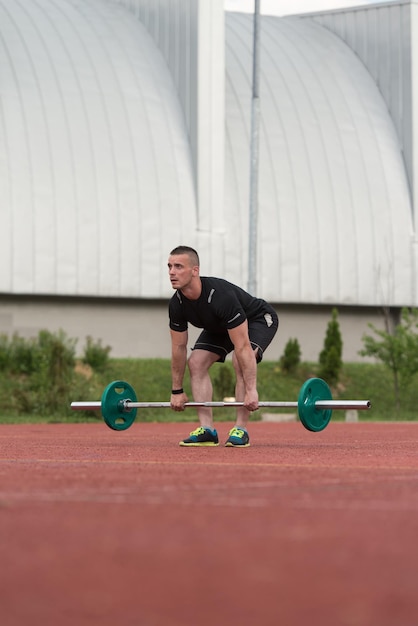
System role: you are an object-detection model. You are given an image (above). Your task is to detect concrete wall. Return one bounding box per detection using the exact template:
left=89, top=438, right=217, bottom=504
left=0, top=296, right=388, bottom=363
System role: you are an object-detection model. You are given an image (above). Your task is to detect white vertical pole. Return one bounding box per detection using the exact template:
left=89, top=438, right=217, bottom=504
left=248, top=0, right=261, bottom=295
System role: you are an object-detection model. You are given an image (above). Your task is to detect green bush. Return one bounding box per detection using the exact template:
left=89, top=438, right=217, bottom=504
left=0, top=329, right=115, bottom=417
left=20, top=329, right=77, bottom=415
left=280, top=338, right=301, bottom=374
left=318, top=308, right=343, bottom=386
left=82, top=336, right=111, bottom=372
left=359, top=307, right=418, bottom=411
left=0, top=333, right=39, bottom=374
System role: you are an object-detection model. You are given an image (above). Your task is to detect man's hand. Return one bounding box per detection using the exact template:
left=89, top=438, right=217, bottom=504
left=244, top=388, right=259, bottom=412
left=170, top=392, right=189, bottom=411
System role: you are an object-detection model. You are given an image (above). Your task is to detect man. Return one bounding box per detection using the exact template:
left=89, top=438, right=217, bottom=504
left=168, top=245, right=279, bottom=447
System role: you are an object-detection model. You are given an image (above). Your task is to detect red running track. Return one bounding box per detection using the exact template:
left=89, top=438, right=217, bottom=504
left=1, top=421, right=418, bottom=626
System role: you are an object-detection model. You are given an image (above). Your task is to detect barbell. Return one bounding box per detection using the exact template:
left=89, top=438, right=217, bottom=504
left=70, top=378, right=371, bottom=432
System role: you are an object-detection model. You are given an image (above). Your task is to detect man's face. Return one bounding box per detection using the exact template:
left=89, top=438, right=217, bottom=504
left=167, top=254, right=197, bottom=290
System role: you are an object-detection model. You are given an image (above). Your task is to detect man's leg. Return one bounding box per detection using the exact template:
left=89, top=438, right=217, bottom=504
left=231, top=348, right=258, bottom=429
left=188, top=349, right=220, bottom=429
left=226, top=311, right=278, bottom=447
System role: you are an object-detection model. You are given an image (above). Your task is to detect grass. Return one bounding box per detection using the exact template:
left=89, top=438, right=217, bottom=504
left=0, top=358, right=416, bottom=424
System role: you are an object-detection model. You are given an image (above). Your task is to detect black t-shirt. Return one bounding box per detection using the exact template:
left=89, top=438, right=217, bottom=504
left=169, top=277, right=271, bottom=333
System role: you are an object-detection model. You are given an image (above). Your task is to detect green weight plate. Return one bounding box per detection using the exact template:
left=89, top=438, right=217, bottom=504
left=101, top=380, right=137, bottom=431
left=298, top=377, right=332, bottom=432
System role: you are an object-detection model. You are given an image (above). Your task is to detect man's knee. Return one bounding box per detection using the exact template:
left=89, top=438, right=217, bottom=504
left=188, top=349, right=218, bottom=375
left=187, top=351, right=199, bottom=375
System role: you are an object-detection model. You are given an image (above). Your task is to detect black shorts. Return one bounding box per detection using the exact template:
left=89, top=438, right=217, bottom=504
left=193, top=308, right=279, bottom=364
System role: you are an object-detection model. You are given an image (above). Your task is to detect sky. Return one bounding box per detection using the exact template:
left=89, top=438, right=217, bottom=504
left=224, top=0, right=393, bottom=16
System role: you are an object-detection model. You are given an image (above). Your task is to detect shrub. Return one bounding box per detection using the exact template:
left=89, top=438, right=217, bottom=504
left=2, top=333, right=39, bottom=374
left=26, top=329, right=77, bottom=414
left=280, top=338, right=301, bottom=374
left=82, top=336, right=111, bottom=372
left=318, top=308, right=343, bottom=386
left=0, top=329, right=115, bottom=417
left=359, top=307, right=418, bottom=411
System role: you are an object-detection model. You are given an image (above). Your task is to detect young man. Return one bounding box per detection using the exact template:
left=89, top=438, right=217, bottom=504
left=168, top=245, right=279, bottom=447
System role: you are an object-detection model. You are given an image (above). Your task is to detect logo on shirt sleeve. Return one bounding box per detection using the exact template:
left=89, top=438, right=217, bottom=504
left=228, top=313, right=241, bottom=324
left=264, top=313, right=273, bottom=327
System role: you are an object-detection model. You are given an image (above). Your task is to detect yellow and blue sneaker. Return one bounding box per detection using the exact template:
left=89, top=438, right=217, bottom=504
left=225, top=427, right=250, bottom=447
left=179, top=427, right=219, bottom=447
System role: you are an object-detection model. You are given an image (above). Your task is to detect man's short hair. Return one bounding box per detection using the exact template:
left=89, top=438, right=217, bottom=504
left=170, top=246, right=200, bottom=267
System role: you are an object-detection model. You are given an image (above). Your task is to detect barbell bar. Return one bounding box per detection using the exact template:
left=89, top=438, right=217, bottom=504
left=70, top=378, right=371, bottom=433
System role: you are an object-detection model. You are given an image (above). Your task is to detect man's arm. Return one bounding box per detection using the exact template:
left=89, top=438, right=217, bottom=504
left=228, top=320, right=259, bottom=411
left=170, top=329, right=189, bottom=410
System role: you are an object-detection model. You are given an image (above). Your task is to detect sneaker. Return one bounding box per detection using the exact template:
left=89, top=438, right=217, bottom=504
left=179, top=427, right=219, bottom=447
left=225, top=427, right=250, bottom=447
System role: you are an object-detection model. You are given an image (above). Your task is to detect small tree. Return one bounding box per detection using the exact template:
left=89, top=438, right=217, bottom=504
left=318, top=308, right=343, bottom=386
left=280, top=338, right=301, bottom=374
left=359, top=307, right=418, bottom=410
left=213, top=364, right=235, bottom=400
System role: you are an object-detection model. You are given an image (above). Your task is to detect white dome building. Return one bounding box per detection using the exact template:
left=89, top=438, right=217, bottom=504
left=0, top=0, right=416, bottom=360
